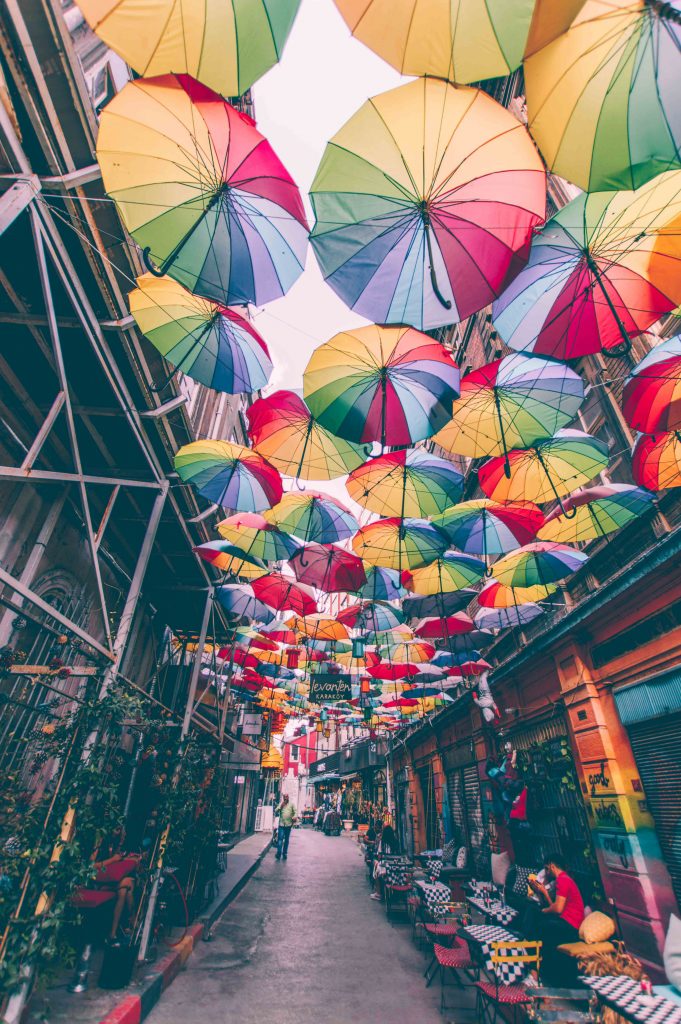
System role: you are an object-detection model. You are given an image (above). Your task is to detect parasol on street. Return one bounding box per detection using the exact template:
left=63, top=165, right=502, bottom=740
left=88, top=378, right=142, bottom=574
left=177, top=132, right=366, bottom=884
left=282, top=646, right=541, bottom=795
left=433, top=499, right=544, bottom=561
left=265, top=492, right=358, bottom=544
left=632, top=430, right=681, bottom=490
left=250, top=573, right=318, bottom=617
left=289, top=544, right=367, bottom=593
left=622, top=335, right=681, bottom=433
left=477, top=579, right=557, bottom=608
left=401, top=591, right=476, bottom=621
left=402, top=553, right=486, bottom=595
left=492, top=541, right=588, bottom=588
left=193, top=540, right=267, bottom=579
left=537, top=484, right=655, bottom=543
left=217, top=511, right=301, bottom=562
left=347, top=448, right=463, bottom=519
left=174, top=440, right=283, bottom=511
left=351, top=517, right=449, bottom=571
left=474, top=604, right=545, bottom=630
left=215, top=583, right=276, bottom=625
left=359, top=566, right=406, bottom=603
left=414, top=614, right=475, bottom=639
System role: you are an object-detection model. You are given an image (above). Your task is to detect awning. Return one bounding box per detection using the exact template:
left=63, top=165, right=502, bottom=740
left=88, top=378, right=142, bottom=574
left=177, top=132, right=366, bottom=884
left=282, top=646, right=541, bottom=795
left=311, top=772, right=340, bottom=784
left=614, top=668, right=681, bottom=726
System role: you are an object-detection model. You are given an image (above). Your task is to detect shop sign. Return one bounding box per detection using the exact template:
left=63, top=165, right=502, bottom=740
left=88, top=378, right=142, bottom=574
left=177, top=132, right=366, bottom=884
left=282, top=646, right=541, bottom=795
left=242, top=712, right=263, bottom=736
left=309, top=673, right=352, bottom=702
left=234, top=775, right=245, bottom=784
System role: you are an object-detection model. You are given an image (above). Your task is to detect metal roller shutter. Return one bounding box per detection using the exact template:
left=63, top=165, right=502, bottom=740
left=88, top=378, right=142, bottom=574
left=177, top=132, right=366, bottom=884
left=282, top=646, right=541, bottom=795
left=464, top=764, right=486, bottom=872
left=447, top=769, right=467, bottom=847
left=628, top=713, right=681, bottom=910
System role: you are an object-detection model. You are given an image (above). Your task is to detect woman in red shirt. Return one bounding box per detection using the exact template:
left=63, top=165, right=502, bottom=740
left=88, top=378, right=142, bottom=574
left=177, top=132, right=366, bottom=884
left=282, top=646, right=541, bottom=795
left=529, top=852, right=585, bottom=981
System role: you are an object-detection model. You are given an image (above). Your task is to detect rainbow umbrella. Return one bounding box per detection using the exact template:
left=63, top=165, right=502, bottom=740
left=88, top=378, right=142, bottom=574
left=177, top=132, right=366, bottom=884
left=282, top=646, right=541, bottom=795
left=332, top=0, right=585, bottom=84
left=478, top=579, right=557, bottom=608
left=433, top=499, right=544, bottom=560
left=303, top=325, right=460, bottom=448
left=97, top=75, right=308, bottom=308
left=247, top=390, right=370, bottom=480
left=287, top=615, right=350, bottom=643
left=193, top=541, right=267, bottom=579
left=379, top=640, right=436, bottom=663
left=525, top=0, right=681, bottom=192
left=250, top=573, right=318, bottom=617
left=216, top=584, right=275, bottom=625
left=402, top=591, right=476, bottom=621
left=475, top=604, right=544, bottom=630
left=433, top=354, right=584, bottom=471
left=359, top=566, right=406, bottom=602
left=129, top=274, right=272, bottom=394
left=338, top=601, right=405, bottom=633
left=492, top=181, right=681, bottom=359
left=77, top=0, right=300, bottom=97
left=174, top=440, right=283, bottom=511
left=217, top=511, right=301, bottom=561
left=415, top=614, right=475, bottom=639
left=633, top=431, right=681, bottom=490
left=265, top=492, right=358, bottom=544
left=351, top=518, right=448, bottom=571
left=347, top=448, right=463, bottom=518
left=309, top=77, right=546, bottom=331
left=622, top=335, right=681, bottom=433
left=478, top=429, right=609, bottom=515
left=493, top=541, right=588, bottom=588
left=402, top=553, right=486, bottom=595
left=538, top=484, right=655, bottom=543
left=289, top=544, right=366, bottom=593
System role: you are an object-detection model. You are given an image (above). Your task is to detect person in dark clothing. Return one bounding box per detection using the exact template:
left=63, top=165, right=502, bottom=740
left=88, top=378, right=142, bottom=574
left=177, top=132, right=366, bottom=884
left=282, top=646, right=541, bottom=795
left=528, top=853, right=585, bottom=982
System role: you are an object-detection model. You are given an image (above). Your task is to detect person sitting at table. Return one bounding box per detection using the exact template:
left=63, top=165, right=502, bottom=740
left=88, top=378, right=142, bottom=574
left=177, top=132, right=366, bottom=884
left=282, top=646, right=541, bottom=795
left=527, top=853, right=585, bottom=982
left=369, top=824, right=399, bottom=901
left=92, top=825, right=140, bottom=943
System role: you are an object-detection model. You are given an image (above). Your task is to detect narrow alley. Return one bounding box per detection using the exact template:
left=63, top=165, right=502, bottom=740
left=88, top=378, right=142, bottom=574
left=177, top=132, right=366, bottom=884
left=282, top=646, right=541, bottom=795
left=145, top=830, right=444, bottom=1024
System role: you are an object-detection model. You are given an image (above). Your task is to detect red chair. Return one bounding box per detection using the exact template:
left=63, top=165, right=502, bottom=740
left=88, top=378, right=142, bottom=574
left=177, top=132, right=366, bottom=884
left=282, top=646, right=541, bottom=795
left=474, top=940, right=542, bottom=1024
left=433, top=941, right=475, bottom=1011
left=68, top=889, right=116, bottom=993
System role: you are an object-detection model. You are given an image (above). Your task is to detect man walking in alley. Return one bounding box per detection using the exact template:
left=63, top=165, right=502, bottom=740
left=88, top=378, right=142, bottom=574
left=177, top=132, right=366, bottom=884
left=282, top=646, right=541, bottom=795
left=275, top=794, right=297, bottom=861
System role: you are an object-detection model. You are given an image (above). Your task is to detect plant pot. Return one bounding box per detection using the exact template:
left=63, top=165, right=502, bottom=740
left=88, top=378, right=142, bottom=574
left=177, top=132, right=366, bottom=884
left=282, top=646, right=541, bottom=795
left=342, top=820, right=354, bottom=831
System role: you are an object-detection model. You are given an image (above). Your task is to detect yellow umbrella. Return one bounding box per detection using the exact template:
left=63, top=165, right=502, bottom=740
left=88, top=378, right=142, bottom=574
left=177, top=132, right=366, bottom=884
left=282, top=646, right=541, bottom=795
left=285, top=615, right=349, bottom=643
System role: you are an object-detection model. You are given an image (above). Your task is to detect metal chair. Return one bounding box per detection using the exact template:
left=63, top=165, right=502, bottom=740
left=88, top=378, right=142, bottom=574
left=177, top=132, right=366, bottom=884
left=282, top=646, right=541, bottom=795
left=475, top=940, right=542, bottom=1024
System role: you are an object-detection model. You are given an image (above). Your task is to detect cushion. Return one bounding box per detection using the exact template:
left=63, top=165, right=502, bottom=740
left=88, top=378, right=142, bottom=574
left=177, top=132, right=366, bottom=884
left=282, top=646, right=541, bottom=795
left=512, top=865, right=535, bottom=897
left=557, top=940, right=616, bottom=958
left=579, top=910, right=616, bottom=944
left=455, top=846, right=467, bottom=869
left=664, top=912, right=681, bottom=988
left=491, top=850, right=512, bottom=887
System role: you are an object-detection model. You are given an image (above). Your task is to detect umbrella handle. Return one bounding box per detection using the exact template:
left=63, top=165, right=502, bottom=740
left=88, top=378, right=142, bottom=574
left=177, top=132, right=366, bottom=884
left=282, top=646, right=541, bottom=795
left=423, top=218, right=452, bottom=311
left=535, top=447, right=578, bottom=519
left=142, top=247, right=166, bottom=278
left=602, top=338, right=632, bottom=360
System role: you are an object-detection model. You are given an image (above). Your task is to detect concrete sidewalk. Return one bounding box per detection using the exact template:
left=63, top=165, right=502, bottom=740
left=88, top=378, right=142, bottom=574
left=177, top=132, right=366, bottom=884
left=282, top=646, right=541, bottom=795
left=26, top=831, right=273, bottom=1024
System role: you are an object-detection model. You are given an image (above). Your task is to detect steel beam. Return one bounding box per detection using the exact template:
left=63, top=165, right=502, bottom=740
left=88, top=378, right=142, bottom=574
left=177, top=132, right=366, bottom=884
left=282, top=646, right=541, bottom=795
left=20, top=391, right=65, bottom=470
left=0, top=466, right=162, bottom=489
left=0, top=178, right=40, bottom=233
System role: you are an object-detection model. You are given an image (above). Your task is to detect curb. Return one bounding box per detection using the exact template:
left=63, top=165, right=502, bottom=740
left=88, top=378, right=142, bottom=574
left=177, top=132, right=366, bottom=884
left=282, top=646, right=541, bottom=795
left=98, top=841, right=271, bottom=1024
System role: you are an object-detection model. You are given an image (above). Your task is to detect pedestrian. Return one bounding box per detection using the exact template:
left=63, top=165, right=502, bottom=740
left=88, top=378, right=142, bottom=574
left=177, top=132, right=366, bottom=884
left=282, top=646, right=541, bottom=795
left=274, top=794, right=298, bottom=861
left=370, top=823, right=399, bottom=901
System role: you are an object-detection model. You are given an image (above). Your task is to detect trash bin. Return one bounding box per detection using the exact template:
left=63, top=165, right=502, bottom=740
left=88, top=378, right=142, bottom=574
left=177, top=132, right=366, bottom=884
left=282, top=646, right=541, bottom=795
left=98, top=940, right=138, bottom=989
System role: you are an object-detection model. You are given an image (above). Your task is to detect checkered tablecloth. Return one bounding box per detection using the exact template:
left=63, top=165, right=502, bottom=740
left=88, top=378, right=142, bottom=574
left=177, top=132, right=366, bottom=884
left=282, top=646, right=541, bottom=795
left=581, top=975, right=681, bottom=1024
left=425, top=857, right=443, bottom=882
left=384, top=858, right=412, bottom=887
left=462, top=924, right=529, bottom=986
left=467, top=882, right=498, bottom=898
left=415, top=879, right=452, bottom=917
left=467, top=895, right=519, bottom=927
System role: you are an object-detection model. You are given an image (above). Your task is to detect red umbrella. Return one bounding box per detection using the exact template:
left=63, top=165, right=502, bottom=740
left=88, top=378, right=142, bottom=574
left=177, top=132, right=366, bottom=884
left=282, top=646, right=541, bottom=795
left=217, top=647, right=259, bottom=670
left=289, top=543, right=367, bottom=593
left=446, top=660, right=492, bottom=677
left=382, top=698, right=419, bottom=709
left=250, top=573, right=318, bottom=616
left=415, top=614, right=475, bottom=639
left=368, top=663, right=420, bottom=681
left=249, top=635, right=279, bottom=652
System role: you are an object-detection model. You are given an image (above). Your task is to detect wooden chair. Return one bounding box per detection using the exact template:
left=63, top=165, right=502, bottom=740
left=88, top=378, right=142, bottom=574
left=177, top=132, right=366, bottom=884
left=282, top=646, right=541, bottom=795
left=475, top=940, right=542, bottom=1024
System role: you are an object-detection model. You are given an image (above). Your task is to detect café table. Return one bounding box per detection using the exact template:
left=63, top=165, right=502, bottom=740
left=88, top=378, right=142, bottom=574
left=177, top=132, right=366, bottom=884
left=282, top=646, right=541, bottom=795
left=581, top=974, right=681, bottom=1024
left=467, top=894, right=519, bottom=928
left=459, top=923, right=531, bottom=985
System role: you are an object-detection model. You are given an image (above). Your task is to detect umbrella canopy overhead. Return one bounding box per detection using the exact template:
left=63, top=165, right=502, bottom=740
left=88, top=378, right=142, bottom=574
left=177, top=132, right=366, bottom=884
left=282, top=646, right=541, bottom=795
left=347, top=448, right=463, bottom=518
left=632, top=431, right=681, bottom=490
left=622, top=335, right=681, bottom=434
left=309, top=77, right=546, bottom=331
left=415, top=613, right=475, bottom=639
left=193, top=540, right=267, bottom=579
left=289, top=544, right=367, bottom=593
left=475, top=604, right=545, bottom=630
left=217, top=511, right=301, bottom=562
left=493, top=180, right=681, bottom=360
left=174, top=440, right=283, bottom=511
left=478, top=579, right=557, bottom=608
left=401, top=590, right=476, bottom=621
left=338, top=601, right=405, bottom=633
left=247, top=390, right=370, bottom=480
left=215, top=584, right=275, bottom=625
left=538, top=484, right=655, bottom=543
left=130, top=274, right=272, bottom=394
left=250, top=573, right=318, bottom=617
left=332, top=0, right=585, bottom=84
left=478, top=429, right=609, bottom=510
left=287, top=615, right=350, bottom=642
left=352, top=517, right=449, bottom=571
left=265, top=492, right=358, bottom=545
left=402, top=553, right=486, bottom=595
left=98, top=75, right=308, bottom=308
left=359, top=566, right=406, bottom=602
left=433, top=354, right=584, bottom=464
left=492, top=541, right=588, bottom=588
left=303, top=325, right=460, bottom=448
left=433, top=499, right=544, bottom=558
left=525, top=0, right=681, bottom=192
left=379, top=640, right=436, bottom=663
left=76, top=0, right=301, bottom=97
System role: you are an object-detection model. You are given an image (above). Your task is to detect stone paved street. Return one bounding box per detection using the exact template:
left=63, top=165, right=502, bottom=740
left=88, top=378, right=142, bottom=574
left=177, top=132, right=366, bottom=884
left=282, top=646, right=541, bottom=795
left=145, top=829, right=448, bottom=1024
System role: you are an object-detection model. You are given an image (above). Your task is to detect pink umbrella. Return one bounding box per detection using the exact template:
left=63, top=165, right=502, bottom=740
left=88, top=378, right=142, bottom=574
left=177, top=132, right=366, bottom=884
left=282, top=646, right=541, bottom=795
left=289, top=543, right=367, bottom=593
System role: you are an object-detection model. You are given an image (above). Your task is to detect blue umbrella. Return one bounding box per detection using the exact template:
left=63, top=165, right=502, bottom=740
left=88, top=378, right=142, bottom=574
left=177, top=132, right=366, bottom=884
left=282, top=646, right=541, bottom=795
left=215, top=584, right=275, bottom=625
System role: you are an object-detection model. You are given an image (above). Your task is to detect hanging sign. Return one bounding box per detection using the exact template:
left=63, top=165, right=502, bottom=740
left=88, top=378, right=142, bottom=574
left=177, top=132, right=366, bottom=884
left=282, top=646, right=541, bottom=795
left=309, top=673, right=352, bottom=702
left=242, top=712, right=263, bottom=736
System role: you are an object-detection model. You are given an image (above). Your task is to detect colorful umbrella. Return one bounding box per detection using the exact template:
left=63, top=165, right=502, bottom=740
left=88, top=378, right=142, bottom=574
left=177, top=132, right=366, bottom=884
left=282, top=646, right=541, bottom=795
left=478, top=579, right=557, bottom=608
left=347, top=448, right=463, bottom=518
left=250, top=573, right=318, bottom=617
left=215, top=584, right=275, bottom=625
left=309, top=77, right=546, bottom=331
left=359, top=566, right=406, bottom=603
left=379, top=640, right=436, bottom=663
left=287, top=615, right=350, bottom=642
left=402, top=553, right=486, bottom=595
left=303, top=325, right=460, bottom=448
left=415, top=614, right=475, bottom=639
left=332, top=0, right=585, bottom=84
left=193, top=541, right=266, bottom=578
left=351, top=517, right=448, bottom=571
left=217, top=511, right=300, bottom=562
left=265, top=492, right=358, bottom=544
left=174, top=440, right=283, bottom=511
left=129, top=274, right=272, bottom=394
left=474, top=604, right=544, bottom=630
left=247, top=390, right=370, bottom=480
left=525, top=0, right=681, bottom=192
left=538, top=484, right=655, bottom=543
left=622, top=335, right=681, bottom=433
left=97, top=75, right=308, bottom=308
left=338, top=601, right=405, bottom=633
left=632, top=430, right=681, bottom=490
left=433, top=499, right=544, bottom=559
left=492, top=182, right=681, bottom=359
left=433, top=354, right=584, bottom=471
left=289, top=544, right=367, bottom=593
left=368, top=663, right=420, bottom=681
left=78, top=0, right=300, bottom=98
left=493, top=542, right=588, bottom=588
left=401, top=591, right=476, bottom=621
left=478, top=429, right=609, bottom=514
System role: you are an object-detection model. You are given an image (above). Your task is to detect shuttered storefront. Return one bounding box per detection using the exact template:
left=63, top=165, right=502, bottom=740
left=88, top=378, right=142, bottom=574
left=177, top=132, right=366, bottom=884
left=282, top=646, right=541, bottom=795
left=418, top=763, right=439, bottom=851
left=446, top=762, right=486, bottom=874
left=627, top=712, right=681, bottom=910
